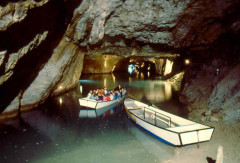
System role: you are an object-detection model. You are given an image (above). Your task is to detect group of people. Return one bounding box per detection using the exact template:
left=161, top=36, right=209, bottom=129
left=87, top=85, right=127, bottom=101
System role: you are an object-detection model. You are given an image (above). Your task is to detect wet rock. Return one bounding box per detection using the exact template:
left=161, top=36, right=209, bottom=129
left=0, top=0, right=83, bottom=116
left=82, top=54, right=123, bottom=74
left=202, top=116, right=207, bottom=122
left=205, top=110, right=212, bottom=116
left=72, top=0, right=240, bottom=51
left=210, top=116, right=219, bottom=122
left=0, top=0, right=49, bottom=31
left=1, top=0, right=240, bottom=118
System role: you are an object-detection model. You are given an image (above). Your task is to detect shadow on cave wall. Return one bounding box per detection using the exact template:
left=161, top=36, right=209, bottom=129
left=180, top=30, right=240, bottom=91
left=0, top=0, right=82, bottom=114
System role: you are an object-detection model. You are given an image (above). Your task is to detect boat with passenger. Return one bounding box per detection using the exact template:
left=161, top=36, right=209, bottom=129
left=124, top=98, right=214, bottom=147
left=79, top=86, right=126, bottom=118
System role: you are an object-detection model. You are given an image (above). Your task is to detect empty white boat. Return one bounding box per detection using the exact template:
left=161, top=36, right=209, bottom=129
left=124, top=98, right=214, bottom=147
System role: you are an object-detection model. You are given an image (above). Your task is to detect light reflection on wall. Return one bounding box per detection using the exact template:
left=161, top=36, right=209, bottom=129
left=164, top=59, right=173, bottom=76
left=79, top=85, right=82, bottom=94
left=112, top=73, right=116, bottom=83
left=59, top=98, right=62, bottom=105
left=104, top=60, right=107, bottom=67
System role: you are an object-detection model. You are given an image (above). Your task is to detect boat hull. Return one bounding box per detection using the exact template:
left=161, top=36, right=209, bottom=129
left=79, top=97, right=124, bottom=118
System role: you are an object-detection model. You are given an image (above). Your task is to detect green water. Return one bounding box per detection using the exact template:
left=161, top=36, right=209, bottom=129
left=0, top=72, right=187, bottom=163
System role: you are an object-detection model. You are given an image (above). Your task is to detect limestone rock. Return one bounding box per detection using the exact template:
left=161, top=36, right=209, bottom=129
left=0, top=0, right=49, bottom=31
left=210, top=116, right=219, bottom=122
left=71, top=0, right=240, bottom=52
left=0, top=0, right=83, bottom=116
left=3, top=38, right=84, bottom=113
left=1, top=0, right=240, bottom=118
left=82, top=54, right=123, bottom=74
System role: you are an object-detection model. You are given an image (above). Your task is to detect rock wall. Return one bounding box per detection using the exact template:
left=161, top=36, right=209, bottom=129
left=72, top=0, right=240, bottom=53
left=0, top=0, right=83, bottom=117
left=82, top=54, right=123, bottom=74
left=179, top=32, right=240, bottom=124
left=0, top=0, right=240, bottom=118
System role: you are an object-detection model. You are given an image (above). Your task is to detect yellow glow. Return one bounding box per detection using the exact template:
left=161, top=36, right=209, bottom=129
left=104, top=60, right=107, bottom=67
left=104, top=78, right=106, bottom=87
left=148, top=72, right=150, bottom=77
left=80, top=85, right=82, bottom=94
left=185, top=59, right=190, bottom=65
left=112, top=73, right=116, bottom=83
left=59, top=98, right=62, bottom=105
left=112, top=65, right=116, bottom=72
left=164, top=59, right=173, bottom=76
left=59, top=85, right=63, bottom=89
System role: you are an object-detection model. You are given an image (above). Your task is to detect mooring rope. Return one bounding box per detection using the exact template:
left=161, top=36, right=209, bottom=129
left=197, top=131, right=200, bottom=148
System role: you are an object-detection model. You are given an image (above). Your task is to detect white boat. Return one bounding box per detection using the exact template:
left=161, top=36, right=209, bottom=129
left=79, top=97, right=124, bottom=118
left=124, top=98, right=214, bottom=147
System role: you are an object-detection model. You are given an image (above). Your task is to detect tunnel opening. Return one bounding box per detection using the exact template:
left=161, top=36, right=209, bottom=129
left=81, top=53, right=189, bottom=80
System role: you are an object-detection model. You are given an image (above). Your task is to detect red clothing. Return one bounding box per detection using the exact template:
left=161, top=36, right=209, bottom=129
left=107, top=95, right=111, bottom=101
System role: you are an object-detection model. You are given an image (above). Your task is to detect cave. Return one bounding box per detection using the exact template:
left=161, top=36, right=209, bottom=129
left=0, top=0, right=240, bottom=162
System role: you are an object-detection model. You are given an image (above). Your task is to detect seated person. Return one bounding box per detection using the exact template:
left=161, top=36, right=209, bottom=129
left=104, top=86, right=110, bottom=95
left=87, top=90, right=93, bottom=99
left=103, top=95, right=107, bottom=102
left=121, top=88, right=127, bottom=96
left=98, top=89, right=104, bottom=101
left=106, top=94, right=111, bottom=101
left=117, top=91, right=121, bottom=98
left=110, top=93, right=114, bottom=100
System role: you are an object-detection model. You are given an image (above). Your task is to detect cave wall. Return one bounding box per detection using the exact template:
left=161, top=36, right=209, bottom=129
left=0, top=0, right=83, bottom=117
left=0, top=0, right=240, bottom=118
left=72, top=0, right=240, bottom=54
left=82, top=54, right=123, bottom=74
left=179, top=32, right=240, bottom=124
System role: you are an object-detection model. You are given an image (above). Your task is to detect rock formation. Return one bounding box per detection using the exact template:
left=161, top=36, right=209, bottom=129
left=82, top=54, right=123, bottom=74
left=0, top=0, right=240, bottom=120
left=0, top=0, right=83, bottom=117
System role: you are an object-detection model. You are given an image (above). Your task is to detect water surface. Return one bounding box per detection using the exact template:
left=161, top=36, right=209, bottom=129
left=0, top=72, right=188, bottom=163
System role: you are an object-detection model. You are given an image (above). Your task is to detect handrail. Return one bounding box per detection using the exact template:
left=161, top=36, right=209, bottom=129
left=151, top=104, right=172, bottom=126
left=147, top=106, right=172, bottom=127
left=143, top=106, right=172, bottom=127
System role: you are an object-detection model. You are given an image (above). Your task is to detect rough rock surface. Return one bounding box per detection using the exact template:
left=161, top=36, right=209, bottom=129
left=0, top=0, right=49, bottom=31
left=4, top=38, right=84, bottom=114
left=1, top=0, right=240, bottom=117
left=82, top=54, right=123, bottom=74
left=179, top=34, right=240, bottom=125
left=72, top=0, right=240, bottom=53
left=0, top=0, right=82, bottom=116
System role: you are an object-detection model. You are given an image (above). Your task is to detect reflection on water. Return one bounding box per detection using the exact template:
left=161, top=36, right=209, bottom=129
left=0, top=72, right=188, bottom=163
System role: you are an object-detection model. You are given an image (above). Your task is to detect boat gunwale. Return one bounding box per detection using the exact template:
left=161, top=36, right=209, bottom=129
left=79, top=96, right=125, bottom=109
left=80, top=97, right=124, bottom=104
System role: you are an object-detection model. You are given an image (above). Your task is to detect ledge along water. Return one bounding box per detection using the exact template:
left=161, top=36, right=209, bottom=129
left=0, top=72, right=189, bottom=163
